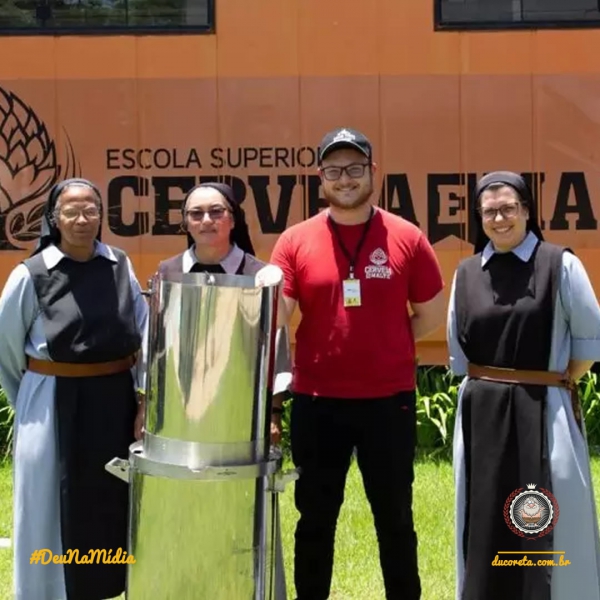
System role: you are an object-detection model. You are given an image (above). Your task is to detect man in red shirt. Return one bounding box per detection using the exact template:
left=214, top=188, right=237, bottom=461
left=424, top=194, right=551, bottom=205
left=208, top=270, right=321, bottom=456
left=270, top=127, right=445, bottom=600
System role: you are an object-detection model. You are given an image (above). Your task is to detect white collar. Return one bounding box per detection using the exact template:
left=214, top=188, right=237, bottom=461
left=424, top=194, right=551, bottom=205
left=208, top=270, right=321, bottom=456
left=481, top=230, right=539, bottom=267
left=182, top=243, right=245, bottom=273
left=42, top=241, right=117, bottom=269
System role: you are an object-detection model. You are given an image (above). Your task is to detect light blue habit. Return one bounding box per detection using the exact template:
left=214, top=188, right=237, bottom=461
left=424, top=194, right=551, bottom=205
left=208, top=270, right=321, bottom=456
left=447, top=231, right=600, bottom=600
left=0, top=242, right=149, bottom=600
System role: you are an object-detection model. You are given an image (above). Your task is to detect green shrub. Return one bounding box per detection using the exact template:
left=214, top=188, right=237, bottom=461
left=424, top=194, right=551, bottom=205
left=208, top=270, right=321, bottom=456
left=279, top=396, right=292, bottom=460
left=416, top=366, right=460, bottom=458
left=2, top=367, right=600, bottom=462
left=578, top=371, right=600, bottom=452
left=0, top=387, right=14, bottom=458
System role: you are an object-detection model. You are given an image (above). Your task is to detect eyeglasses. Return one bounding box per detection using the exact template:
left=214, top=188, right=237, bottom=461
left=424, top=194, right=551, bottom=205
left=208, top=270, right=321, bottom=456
left=185, top=207, right=229, bottom=221
left=320, top=163, right=371, bottom=181
left=479, top=202, right=520, bottom=221
left=59, top=207, right=101, bottom=221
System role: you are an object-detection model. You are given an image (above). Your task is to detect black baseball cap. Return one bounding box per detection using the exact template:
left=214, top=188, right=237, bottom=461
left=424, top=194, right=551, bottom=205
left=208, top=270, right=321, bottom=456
left=318, top=127, right=373, bottom=164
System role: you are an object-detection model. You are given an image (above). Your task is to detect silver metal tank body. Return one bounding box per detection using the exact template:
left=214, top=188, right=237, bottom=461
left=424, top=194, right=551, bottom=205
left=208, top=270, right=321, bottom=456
left=106, top=270, right=298, bottom=599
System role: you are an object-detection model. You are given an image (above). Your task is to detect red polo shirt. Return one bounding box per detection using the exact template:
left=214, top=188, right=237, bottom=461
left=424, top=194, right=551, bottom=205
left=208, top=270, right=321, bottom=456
left=270, top=207, right=444, bottom=399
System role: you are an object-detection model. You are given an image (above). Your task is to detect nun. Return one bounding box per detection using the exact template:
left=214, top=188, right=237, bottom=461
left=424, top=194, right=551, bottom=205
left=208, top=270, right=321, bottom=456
left=146, top=181, right=292, bottom=598
left=447, top=171, right=600, bottom=600
left=0, top=178, right=149, bottom=599
left=151, top=181, right=292, bottom=428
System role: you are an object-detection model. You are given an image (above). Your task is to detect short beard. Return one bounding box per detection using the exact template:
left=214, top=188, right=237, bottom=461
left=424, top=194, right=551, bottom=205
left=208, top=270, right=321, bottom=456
left=324, top=185, right=373, bottom=210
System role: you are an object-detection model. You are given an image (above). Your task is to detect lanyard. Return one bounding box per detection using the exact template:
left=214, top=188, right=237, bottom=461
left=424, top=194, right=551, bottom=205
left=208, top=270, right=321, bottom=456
left=328, top=207, right=374, bottom=279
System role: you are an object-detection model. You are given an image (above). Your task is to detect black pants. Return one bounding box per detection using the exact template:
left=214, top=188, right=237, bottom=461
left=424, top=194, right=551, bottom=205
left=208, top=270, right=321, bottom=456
left=290, top=391, right=421, bottom=600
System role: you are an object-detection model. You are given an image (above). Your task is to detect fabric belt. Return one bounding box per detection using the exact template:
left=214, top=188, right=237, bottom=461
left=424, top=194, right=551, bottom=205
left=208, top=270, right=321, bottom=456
left=467, top=364, right=573, bottom=389
left=27, top=355, right=136, bottom=378
left=467, top=363, right=582, bottom=428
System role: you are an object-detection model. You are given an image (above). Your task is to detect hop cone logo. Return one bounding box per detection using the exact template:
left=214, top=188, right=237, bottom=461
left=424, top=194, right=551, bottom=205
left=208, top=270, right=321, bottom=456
left=0, top=86, right=80, bottom=250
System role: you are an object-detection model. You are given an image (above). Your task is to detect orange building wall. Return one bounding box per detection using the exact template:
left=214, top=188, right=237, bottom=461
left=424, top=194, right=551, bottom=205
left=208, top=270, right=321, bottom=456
left=1, top=1, right=600, bottom=364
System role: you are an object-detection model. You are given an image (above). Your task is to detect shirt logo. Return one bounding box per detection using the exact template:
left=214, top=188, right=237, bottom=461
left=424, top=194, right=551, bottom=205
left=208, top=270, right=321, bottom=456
left=365, top=248, right=392, bottom=279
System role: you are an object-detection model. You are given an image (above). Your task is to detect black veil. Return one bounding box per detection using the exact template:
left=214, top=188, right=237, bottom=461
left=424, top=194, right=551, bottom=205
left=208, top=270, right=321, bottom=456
left=472, top=171, right=544, bottom=254
left=182, top=182, right=255, bottom=256
left=30, top=178, right=103, bottom=257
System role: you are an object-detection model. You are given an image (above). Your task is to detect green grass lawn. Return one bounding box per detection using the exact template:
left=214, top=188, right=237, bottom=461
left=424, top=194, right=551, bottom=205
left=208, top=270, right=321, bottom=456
left=1, top=456, right=600, bottom=600
left=0, top=455, right=450, bottom=600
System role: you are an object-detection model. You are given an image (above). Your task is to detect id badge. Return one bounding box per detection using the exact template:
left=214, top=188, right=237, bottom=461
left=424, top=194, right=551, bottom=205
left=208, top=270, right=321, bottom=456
left=343, top=278, right=362, bottom=307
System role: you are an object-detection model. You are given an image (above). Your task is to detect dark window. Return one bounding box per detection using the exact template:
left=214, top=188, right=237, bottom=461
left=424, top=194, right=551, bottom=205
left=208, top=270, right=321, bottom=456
left=0, top=0, right=213, bottom=34
left=436, top=0, right=600, bottom=30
